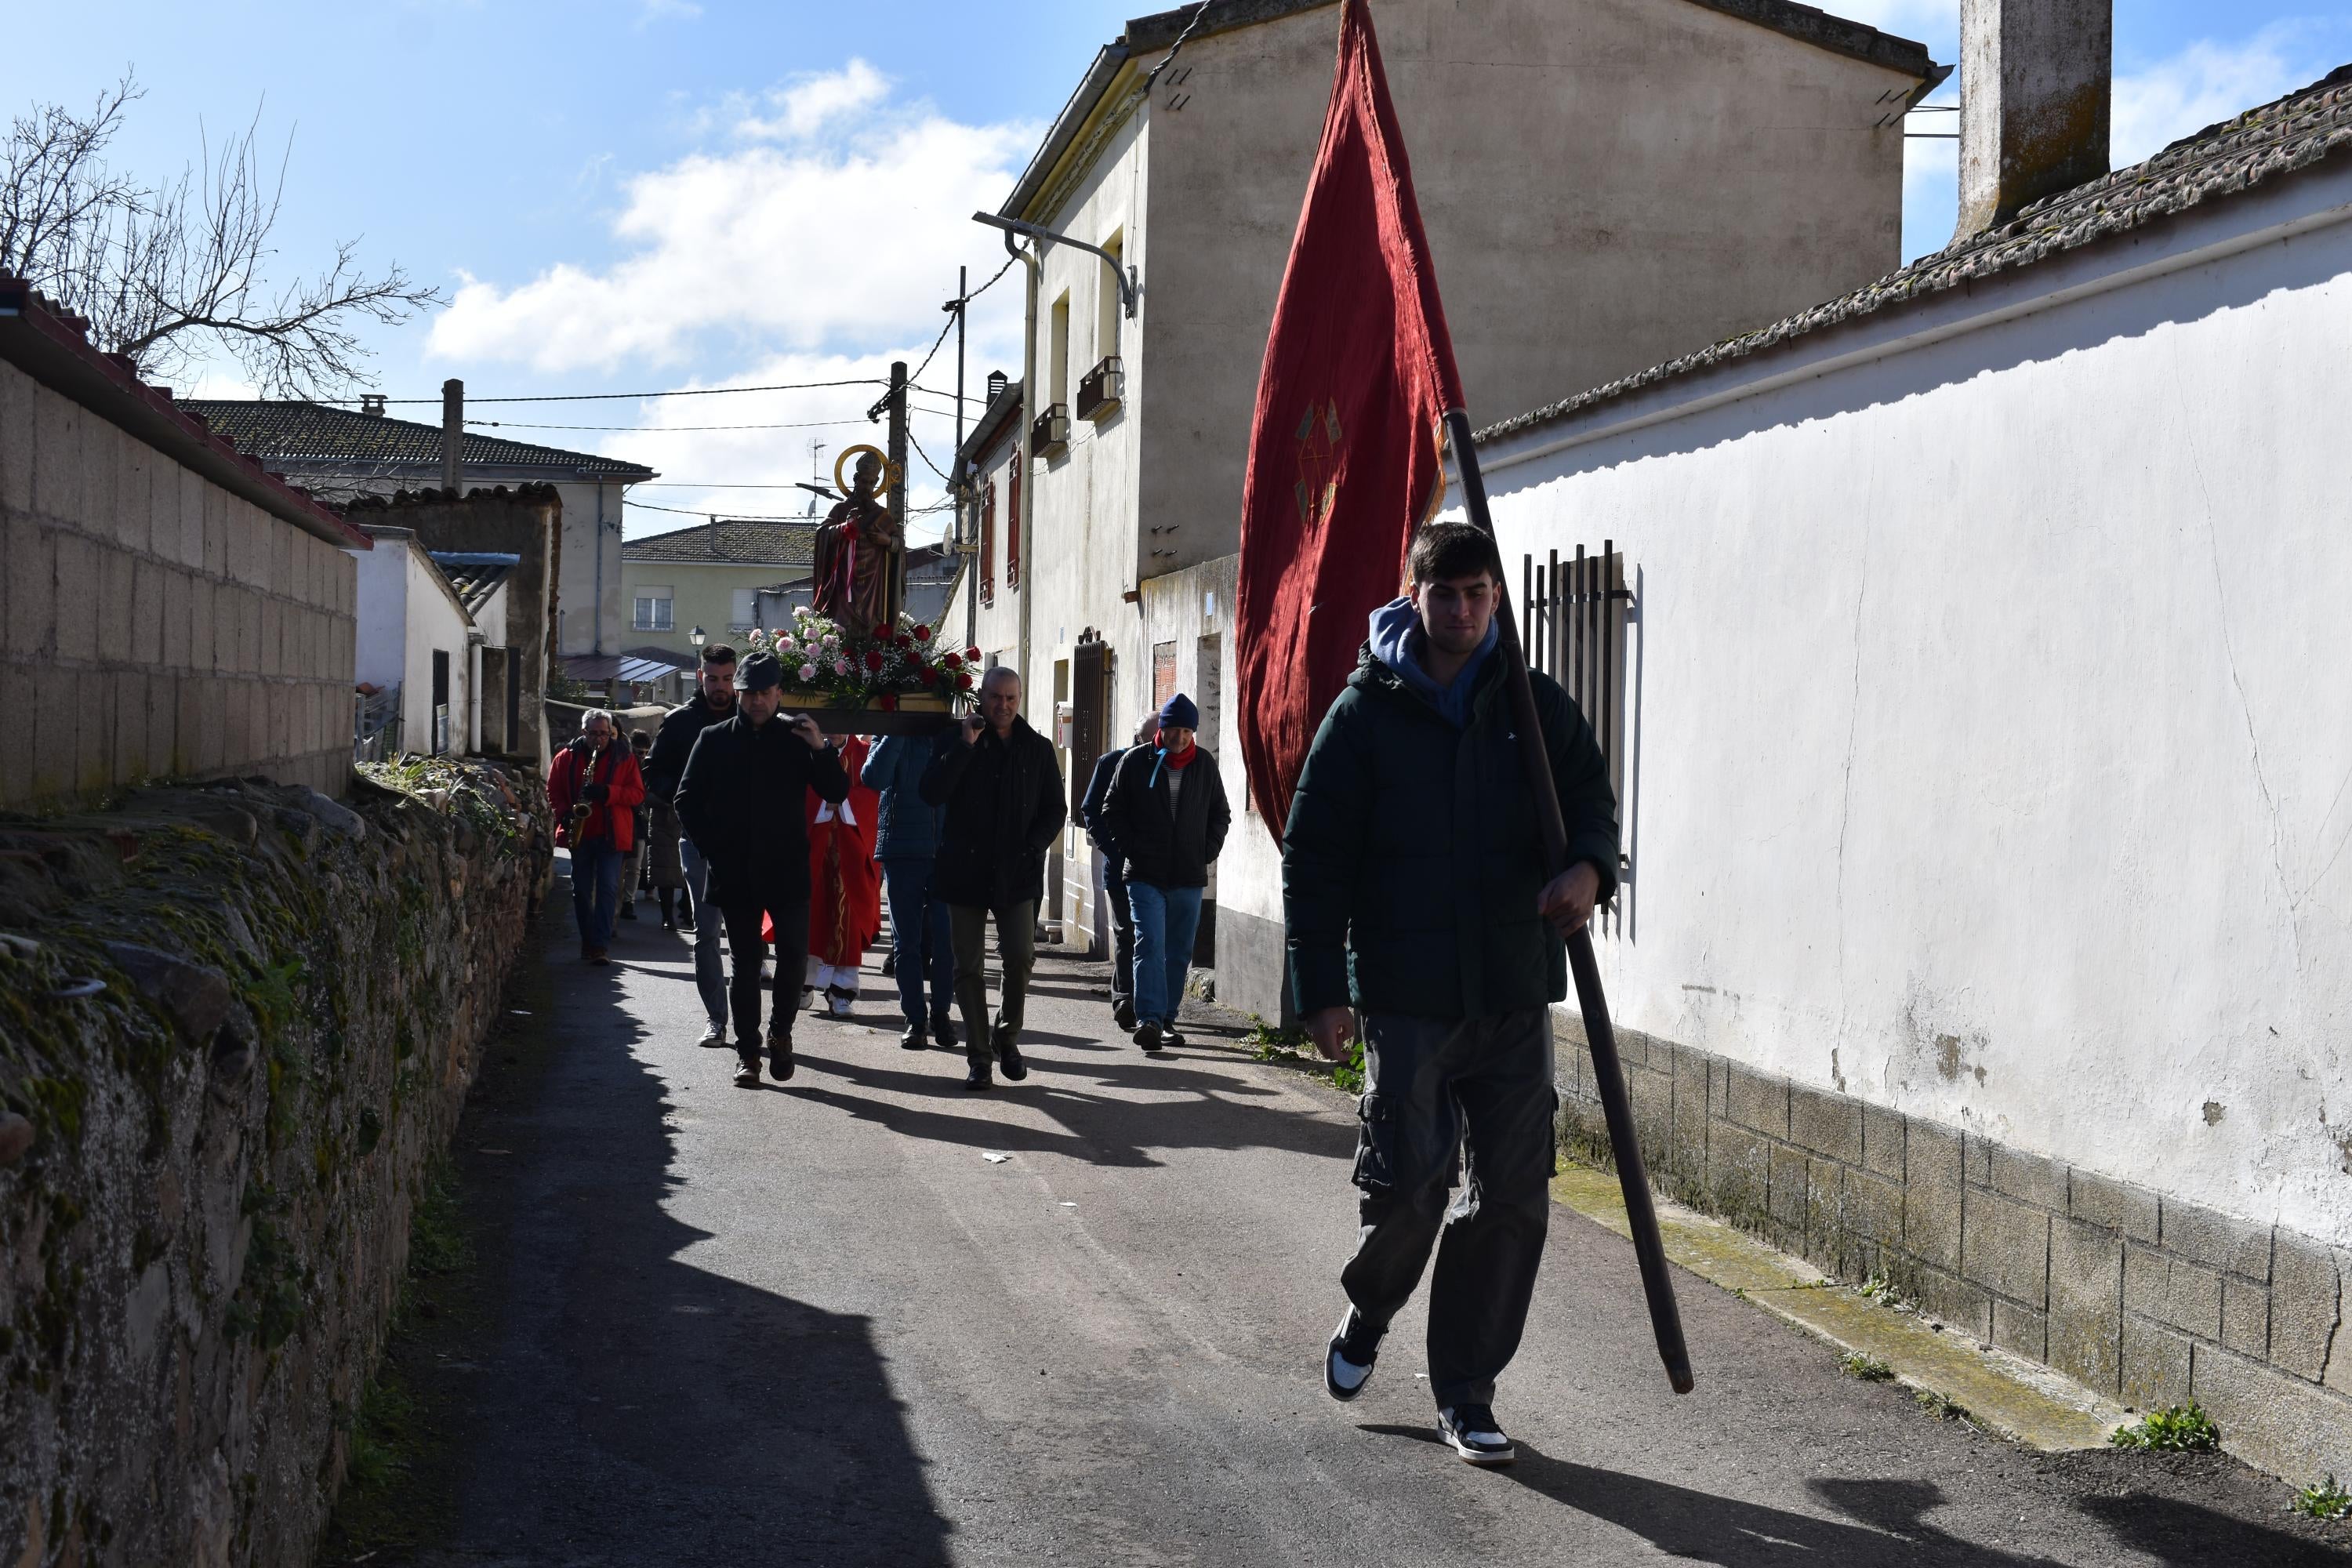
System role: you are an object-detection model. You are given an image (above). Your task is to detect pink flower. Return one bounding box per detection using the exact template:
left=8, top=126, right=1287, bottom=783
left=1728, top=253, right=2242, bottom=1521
left=777, top=633, right=797, bottom=652
left=833, top=656, right=850, bottom=676
left=798, top=663, right=818, bottom=683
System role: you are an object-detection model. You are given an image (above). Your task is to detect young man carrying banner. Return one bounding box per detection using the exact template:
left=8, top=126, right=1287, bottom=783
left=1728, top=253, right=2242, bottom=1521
left=1238, top=0, right=1637, bottom=1465
left=1283, top=523, right=1617, bottom=1465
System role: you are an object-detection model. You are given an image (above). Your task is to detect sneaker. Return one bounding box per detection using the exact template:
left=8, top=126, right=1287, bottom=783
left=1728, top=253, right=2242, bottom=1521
left=1436, top=1404, right=1515, bottom=1466
left=1112, top=999, right=1138, bottom=1033
left=994, top=1024, right=1028, bottom=1082
left=732, top=1052, right=761, bottom=1088
left=1325, top=1308, right=1384, bottom=1403
left=1133, top=1021, right=1164, bottom=1052
left=962, top=1062, right=993, bottom=1091
left=697, top=1019, right=727, bottom=1048
left=766, top=1022, right=795, bottom=1083
left=826, top=984, right=856, bottom=1019
left=659, top=914, right=678, bottom=932
left=586, top=946, right=608, bottom=966
left=1162, top=1029, right=1188, bottom=1050
left=880, top=950, right=898, bottom=976
left=899, top=1025, right=926, bottom=1051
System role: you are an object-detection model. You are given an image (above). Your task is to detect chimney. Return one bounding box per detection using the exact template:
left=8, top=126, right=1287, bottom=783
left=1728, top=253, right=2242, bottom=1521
left=360, top=393, right=387, bottom=416
left=986, top=368, right=1008, bottom=403
left=441, top=378, right=464, bottom=495
left=1955, top=0, right=2112, bottom=237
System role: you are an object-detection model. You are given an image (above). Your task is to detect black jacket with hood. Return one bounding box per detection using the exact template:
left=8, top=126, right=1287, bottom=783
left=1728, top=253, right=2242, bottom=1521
left=919, top=717, right=1066, bottom=909
left=1099, top=742, right=1231, bottom=891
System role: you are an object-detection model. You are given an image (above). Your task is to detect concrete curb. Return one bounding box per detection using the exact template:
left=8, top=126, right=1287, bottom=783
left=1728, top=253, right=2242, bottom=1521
left=1552, top=1163, right=2130, bottom=1450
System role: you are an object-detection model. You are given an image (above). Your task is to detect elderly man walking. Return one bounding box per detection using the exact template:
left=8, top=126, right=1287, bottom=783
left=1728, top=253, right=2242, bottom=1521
left=920, top=666, right=1065, bottom=1091
left=548, top=708, right=644, bottom=965
left=1100, top=694, right=1230, bottom=1051
left=645, top=643, right=738, bottom=1045
left=1080, top=712, right=1157, bottom=1033
left=676, top=652, right=849, bottom=1087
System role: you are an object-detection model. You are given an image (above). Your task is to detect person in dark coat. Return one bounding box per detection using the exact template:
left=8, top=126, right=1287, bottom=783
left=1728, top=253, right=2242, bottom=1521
left=920, top=666, right=1066, bottom=1091
left=862, top=733, right=958, bottom=1051
left=1283, top=521, right=1617, bottom=1468
left=547, top=709, right=645, bottom=965
left=1098, top=695, right=1230, bottom=1052
left=675, top=652, right=849, bottom=1087
left=1079, top=713, right=1157, bottom=1032
left=644, top=644, right=739, bottom=1044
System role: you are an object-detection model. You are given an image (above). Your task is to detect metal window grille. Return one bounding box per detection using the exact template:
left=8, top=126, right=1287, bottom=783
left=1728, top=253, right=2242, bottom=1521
left=1523, top=544, right=1633, bottom=923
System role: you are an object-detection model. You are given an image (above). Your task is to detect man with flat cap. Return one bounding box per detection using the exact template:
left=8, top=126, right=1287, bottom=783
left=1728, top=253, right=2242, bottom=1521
left=677, top=650, right=850, bottom=1087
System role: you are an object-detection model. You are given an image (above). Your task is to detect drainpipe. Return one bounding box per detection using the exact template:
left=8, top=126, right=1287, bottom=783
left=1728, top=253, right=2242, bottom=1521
left=1008, top=227, right=1040, bottom=689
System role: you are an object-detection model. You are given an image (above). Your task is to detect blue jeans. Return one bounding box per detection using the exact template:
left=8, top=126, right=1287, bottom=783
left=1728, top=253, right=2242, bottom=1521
left=1127, top=880, right=1203, bottom=1028
left=882, top=856, right=955, bottom=1030
left=571, top=839, right=622, bottom=949
left=680, top=837, right=728, bottom=1025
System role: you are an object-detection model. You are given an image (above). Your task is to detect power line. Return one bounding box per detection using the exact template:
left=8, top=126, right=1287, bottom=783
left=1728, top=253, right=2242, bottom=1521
left=349, top=376, right=895, bottom=407
left=469, top=416, right=884, bottom=433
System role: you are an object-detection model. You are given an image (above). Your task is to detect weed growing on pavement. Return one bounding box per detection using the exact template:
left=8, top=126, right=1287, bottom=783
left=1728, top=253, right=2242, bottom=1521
left=1840, top=1352, right=1896, bottom=1382
left=1858, top=1272, right=1912, bottom=1309
left=1915, top=1388, right=1967, bottom=1421
left=1333, top=1036, right=1367, bottom=1094
left=2110, top=1402, right=2222, bottom=1452
left=2292, top=1476, right=2352, bottom=1521
left=1242, top=1014, right=1367, bottom=1091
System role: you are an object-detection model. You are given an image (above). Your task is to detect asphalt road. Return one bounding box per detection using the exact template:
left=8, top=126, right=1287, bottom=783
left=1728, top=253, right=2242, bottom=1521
left=345, top=860, right=2352, bottom=1567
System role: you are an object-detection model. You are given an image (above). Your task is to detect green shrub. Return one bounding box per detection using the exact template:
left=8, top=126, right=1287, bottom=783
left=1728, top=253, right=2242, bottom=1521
left=2109, top=1402, right=2221, bottom=1452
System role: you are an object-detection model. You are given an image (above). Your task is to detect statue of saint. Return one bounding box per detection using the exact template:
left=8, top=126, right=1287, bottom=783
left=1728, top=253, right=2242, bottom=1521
left=811, top=447, right=905, bottom=640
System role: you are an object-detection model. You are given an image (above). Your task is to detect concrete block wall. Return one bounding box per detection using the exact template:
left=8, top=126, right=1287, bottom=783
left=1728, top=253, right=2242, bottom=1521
left=1555, top=1012, right=2351, bottom=1486
left=0, top=359, right=356, bottom=807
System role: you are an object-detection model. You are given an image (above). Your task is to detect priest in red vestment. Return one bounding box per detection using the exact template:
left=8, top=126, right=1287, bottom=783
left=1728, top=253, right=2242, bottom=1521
left=805, top=734, right=883, bottom=1017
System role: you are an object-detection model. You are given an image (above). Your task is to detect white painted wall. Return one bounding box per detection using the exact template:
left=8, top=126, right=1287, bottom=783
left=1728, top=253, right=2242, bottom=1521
left=1462, top=165, right=2352, bottom=1243
left=554, top=479, right=627, bottom=657
left=353, top=528, right=478, bottom=758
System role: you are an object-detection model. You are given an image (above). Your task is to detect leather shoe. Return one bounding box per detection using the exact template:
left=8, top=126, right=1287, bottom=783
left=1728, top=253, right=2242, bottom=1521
left=899, top=1025, right=926, bottom=1051
left=933, top=1019, right=960, bottom=1050
left=962, top=1063, right=993, bottom=1091
left=994, top=1025, right=1027, bottom=1081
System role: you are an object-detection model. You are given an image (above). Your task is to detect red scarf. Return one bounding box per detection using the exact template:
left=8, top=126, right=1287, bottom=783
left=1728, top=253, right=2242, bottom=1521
left=1155, top=730, right=1197, bottom=770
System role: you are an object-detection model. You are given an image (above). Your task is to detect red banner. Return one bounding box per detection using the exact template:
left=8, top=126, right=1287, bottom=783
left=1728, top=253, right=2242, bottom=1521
left=1233, top=0, right=1464, bottom=837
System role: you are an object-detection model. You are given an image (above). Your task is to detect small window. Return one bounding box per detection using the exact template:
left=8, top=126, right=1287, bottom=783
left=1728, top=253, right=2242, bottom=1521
left=730, top=587, right=757, bottom=630
left=633, top=589, right=673, bottom=632
left=1097, top=229, right=1123, bottom=359
left=1049, top=292, right=1071, bottom=407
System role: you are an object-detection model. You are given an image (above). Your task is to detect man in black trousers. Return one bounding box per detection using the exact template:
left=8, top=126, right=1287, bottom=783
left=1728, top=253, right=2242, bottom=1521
left=676, top=652, right=849, bottom=1087
left=921, top=666, right=1065, bottom=1091
left=1079, top=711, right=1156, bottom=1032
left=1283, top=521, right=1617, bottom=1468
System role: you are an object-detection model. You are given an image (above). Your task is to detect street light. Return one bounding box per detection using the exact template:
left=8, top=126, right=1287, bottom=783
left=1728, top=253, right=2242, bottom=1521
left=689, top=626, right=706, bottom=648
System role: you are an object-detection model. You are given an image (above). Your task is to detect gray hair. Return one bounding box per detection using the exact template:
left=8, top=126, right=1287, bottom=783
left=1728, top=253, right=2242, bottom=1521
left=981, top=665, right=1022, bottom=693
left=1135, top=712, right=1160, bottom=743
left=583, top=707, right=615, bottom=730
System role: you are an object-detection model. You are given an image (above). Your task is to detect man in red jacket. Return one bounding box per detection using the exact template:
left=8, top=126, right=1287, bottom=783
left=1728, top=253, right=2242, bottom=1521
left=549, top=708, right=646, bottom=964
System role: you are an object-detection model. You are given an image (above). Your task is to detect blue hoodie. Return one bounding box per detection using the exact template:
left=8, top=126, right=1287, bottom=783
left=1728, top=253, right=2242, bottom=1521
left=1367, top=596, right=1497, bottom=729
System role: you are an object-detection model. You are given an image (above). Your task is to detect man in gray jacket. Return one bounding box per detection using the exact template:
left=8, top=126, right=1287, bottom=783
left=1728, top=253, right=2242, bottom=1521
left=862, top=734, right=958, bottom=1051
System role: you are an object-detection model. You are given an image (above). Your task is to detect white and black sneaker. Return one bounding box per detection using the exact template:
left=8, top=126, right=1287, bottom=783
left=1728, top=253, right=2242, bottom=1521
left=1437, top=1404, right=1515, bottom=1466
left=1324, top=1308, right=1384, bottom=1402
left=697, top=1019, right=727, bottom=1047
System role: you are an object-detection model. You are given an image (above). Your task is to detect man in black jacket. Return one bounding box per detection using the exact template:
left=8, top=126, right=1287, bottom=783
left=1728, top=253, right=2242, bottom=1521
left=1079, top=712, right=1157, bottom=1032
left=920, top=666, right=1066, bottom=1091
left=644, top=643, right=737, bottom=1045
left=675, top=652, right=850, bottom=1087
left=1099, top=695, right=1230, bottom=1052
left=1283, top=521, right=1617, bottom=1468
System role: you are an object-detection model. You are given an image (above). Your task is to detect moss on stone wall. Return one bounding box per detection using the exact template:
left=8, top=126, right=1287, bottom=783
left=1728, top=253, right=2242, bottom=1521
left=0, top=759, right=550, bottom=1568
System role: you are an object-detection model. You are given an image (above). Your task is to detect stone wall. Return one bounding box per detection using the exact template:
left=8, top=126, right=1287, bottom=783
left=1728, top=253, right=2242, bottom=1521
left=0, top=287, right=369, bottom=809
left=0, top=759, right=549, bottom=1566
left=1555, top=1012, right=2351, bottom=1486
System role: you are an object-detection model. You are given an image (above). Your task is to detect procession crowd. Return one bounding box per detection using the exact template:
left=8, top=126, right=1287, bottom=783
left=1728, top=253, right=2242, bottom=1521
left=541, top=524, right=1618, bottom=1469
left=545, top=642, right=1230, bottom=1091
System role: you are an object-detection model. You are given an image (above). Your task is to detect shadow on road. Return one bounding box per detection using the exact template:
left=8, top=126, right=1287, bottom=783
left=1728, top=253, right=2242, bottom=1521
left=385, top=856, right=956, bottom=1566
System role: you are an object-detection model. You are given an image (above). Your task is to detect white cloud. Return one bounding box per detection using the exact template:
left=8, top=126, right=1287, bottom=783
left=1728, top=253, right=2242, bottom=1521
left=2112, top=24, right=2335, bottom=165
left=428, top=74, right=1038, bottom=376
left=738, top=60, right=891, bottom=141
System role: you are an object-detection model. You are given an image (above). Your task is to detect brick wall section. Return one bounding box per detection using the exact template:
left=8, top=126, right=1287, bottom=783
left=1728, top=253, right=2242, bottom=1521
left=0, top=358, right=357, bottom=808
left=1553, top=1012, right=2351, bottom=1483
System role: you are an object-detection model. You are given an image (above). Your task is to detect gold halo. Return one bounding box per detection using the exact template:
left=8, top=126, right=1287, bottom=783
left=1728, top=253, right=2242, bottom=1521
left=833, top=445, right=902, bottom=498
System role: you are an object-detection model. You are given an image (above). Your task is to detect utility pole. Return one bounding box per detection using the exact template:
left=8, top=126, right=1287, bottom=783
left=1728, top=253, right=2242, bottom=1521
left=441, top=379, right=463, bottom=494
left=949, top=266, right=975, bottom=650
left=887, top=359, right=909, bottom=627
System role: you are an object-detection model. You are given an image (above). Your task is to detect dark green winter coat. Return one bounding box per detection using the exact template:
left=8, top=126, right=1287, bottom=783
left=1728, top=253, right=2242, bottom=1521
left=1281, top=644, right=1618, bottom=1020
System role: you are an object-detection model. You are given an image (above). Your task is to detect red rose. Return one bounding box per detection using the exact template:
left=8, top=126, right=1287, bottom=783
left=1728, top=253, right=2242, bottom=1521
left=879, top=692, right=898, bottom=712
left=912, top=624, right=931, bottom=641
left=955, top=671, right=974, bottom=691
left=964, top=647, right=982, bottom=662
left=942, top=652, right=963, bottom=670
left=864, top=649, right=884, bottom=672
left=917, top=666, right=938, bottom=687
left=893, top=633, right=911, bottom=649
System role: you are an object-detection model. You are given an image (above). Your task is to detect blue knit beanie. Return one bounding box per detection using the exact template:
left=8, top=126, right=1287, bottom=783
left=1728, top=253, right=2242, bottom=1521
left=1160, top=693, right=1200, bottom=731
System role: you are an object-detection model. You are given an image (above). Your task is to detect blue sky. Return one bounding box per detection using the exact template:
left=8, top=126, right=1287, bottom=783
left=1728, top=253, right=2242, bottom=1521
left=8, top=1, right=2350, bottom=539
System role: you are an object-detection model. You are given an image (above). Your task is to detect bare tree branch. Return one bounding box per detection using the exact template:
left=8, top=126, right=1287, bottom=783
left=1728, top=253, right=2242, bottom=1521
left=2, top=74, right=441, bottom=398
